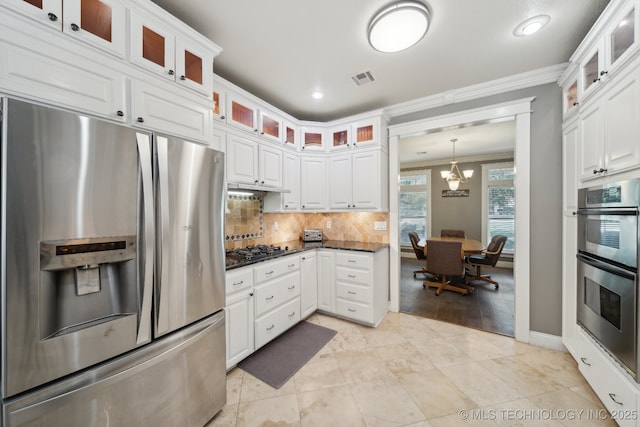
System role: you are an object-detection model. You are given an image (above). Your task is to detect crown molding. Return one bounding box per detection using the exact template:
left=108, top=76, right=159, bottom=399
left=401, top=152, right=514, bottom=169
left=384, top=63, right=568, bottom=118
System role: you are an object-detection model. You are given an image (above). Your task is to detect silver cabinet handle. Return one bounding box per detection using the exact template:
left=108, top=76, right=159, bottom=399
left=233, top=280, right=244, bottom=286
left=266, top=295, right=274, bottom=300
left=266, top=324, right=274, bottom=331
left=609, top=393, right=623, bottom=405
left=288, top=285, right=295, bottom=290
left=348, top=290, right=356, bottom=294
left=348, top=260, right=356, bottom=263
left=288, top=264, right=295, bottom=268
left=580, top=357, right=591, bottom=366
left=265, top=270, right=274, bottom=275
left=348, top=274, right=356, bottom=278
left=288, top=312, right=296, bottom=318
left=348, top=308, right=356, bottom=312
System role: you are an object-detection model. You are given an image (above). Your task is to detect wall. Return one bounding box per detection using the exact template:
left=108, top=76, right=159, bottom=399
left=225, top=211, right=390, bottom=250
left=403, top=158, right=513, bottom=242
left=390, top=82, right=564, bottom=336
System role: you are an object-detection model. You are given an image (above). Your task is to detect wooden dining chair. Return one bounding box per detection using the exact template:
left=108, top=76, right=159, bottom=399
left=423, top=240, right=474, bottom=296
left=441, top=229, right=466, bottom=238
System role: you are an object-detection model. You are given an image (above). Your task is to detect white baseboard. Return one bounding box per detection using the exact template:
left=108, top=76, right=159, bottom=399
left=528, top=331, right=567, bottom=352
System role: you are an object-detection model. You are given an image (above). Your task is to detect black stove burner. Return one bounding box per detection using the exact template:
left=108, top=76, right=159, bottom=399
left=226, top=244, right=285, bottom=267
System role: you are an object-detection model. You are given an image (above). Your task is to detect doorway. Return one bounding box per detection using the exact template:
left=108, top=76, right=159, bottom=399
left=388, top=98, right=534, bottom=342
left=398, top=120, right=515, bottom=335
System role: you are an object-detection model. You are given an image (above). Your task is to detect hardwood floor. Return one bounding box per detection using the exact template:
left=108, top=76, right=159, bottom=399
left=400, top=257, right=515, bottom=336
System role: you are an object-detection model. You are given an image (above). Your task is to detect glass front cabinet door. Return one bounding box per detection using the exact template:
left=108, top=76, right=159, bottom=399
left=7, top=0, right=63, bottom=30
left=259, top=109, right=282, bottom=143
left=227, top=96, right=258, bottom=133
left=352, top=119, right=378, bottom=148
left=130, top=9, right=213, bottom=95
left=301, top=127, right=325, bottom=151
left=63, top=0, right=127, bottom=58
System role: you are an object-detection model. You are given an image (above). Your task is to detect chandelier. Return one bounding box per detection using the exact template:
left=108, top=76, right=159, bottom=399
left=440, top=138, right=473, bottom=191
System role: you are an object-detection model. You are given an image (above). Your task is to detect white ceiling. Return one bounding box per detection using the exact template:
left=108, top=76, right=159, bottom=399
left=149, top=0, right=608, bottom=162
left=399, top=119, right=516, bottom=164
left=151, top=0, right=609, bottom=122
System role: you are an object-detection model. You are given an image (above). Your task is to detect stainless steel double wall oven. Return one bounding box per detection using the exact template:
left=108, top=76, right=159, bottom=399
left=576, top=179, right=640, bottom=380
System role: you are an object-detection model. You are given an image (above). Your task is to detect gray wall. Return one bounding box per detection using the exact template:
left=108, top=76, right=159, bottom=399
left=391, top=83, right=564, bottom=336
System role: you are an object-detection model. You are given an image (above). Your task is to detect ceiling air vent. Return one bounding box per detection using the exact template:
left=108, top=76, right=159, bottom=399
left=351, top=71, right=375, bottom=86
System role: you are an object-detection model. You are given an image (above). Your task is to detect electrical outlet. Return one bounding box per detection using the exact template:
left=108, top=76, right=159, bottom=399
left=326, top=220, right=332, bottom=229
left=273, top=221, right=279, bottom=231
left=374, top=221, right=387, bottom=231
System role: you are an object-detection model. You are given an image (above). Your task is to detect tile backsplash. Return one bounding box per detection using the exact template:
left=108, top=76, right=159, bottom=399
left=225, top=211, right=390, bottom=249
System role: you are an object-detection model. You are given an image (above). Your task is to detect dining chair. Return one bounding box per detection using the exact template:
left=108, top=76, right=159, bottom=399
left=423, top=240, right=474, bottom=296
left=408, top=232, right=429, bottom=278
left=466, top=235, right=508, bottom=289
left=441, top=229, right=466, bottom=238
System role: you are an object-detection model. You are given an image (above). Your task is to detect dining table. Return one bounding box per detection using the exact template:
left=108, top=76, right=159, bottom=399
left=422, top=236, right=484, bottom=257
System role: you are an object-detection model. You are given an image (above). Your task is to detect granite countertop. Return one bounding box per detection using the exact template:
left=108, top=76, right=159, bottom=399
left=225, top=239, right=389, bottom=270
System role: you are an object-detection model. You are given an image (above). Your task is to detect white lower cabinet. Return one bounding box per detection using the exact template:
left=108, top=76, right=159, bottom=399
left=317, top=249, right=336, bottom=314
left=255, top=297, right=300, bottom=350
left=225, top=268, right=254, bottom=369
left=300, top=251, right=318, bottom=317
left=318, top=248, right=389, bottom=326
left=225, top=247, right=389, bottom=368
left=573, top=329, right=639, bottom=427
left=253, top=256, right=301, bottom=350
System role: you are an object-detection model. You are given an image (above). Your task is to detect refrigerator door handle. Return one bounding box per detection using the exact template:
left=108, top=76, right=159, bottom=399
left=136, top=133, right=155, bottom=344
left=155, top=135, right=171, bottom=335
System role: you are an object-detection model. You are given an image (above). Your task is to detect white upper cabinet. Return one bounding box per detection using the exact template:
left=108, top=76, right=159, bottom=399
left=3, top=0, right=127, bottom=57
left=327, top=125, right=351, bottom=152
left=578, top=64, right=640, bottom=181
left=130, top=8, right=215, bottom=95
left=211, top=84, right=226, bottom=121
left=226, top=132, right=282, bottom=188
left=282, top=120, right=300, bottom=151
left=328, top=149, right=386, bottom=210
left=300, top=126, right=325, bottom=151
left=227, top=95, right=258, bottom=133
left=300, top=156, right=327, bottom=210
left=572, top=1, right=639, bottom=104
left=2, top=0, right=62, bottom=30
left=352, top=117, right=381, bottom=148
left=63, top=0, right=127, bottom=58
left=258, top=108, right=283, bottom=144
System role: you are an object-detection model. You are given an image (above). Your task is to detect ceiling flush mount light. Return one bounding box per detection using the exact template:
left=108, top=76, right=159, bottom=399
left=312, top=91, right=324, bottom=100
left=368, top=1, right=430, bottom=53
left=440, top=138, right=473, bottom=191
left=513, top=15, right=550, bottom=37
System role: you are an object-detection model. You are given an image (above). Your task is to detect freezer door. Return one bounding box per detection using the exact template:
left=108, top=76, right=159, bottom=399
left=155, top=135, right=225, bottom=337
left=1, top=99, right=153, bottom=398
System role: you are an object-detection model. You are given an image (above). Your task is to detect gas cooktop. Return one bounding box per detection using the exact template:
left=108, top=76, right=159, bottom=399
left=225, top=244, right=288, bottom=268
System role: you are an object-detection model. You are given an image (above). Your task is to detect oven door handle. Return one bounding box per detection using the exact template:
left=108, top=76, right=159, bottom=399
left=577, top=208, right=639, bottom=216
left=576, top=253, right=636, bottom=280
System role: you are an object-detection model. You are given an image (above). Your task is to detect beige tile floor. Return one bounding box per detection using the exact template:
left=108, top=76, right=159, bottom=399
left=207, top=312, right=617, bottom=427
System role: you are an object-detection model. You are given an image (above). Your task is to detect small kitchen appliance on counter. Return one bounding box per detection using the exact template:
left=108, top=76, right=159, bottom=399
left=303, top=229, right=324, bottom=242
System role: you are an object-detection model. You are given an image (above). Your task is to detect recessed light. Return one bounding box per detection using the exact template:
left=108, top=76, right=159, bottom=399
left=513, top=15, right=550, bottom=37
left=368, top=1, right=430, bottom=53
left=312, top=91, right=323, bottom=100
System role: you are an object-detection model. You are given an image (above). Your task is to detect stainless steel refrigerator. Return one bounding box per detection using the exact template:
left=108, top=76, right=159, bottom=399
left=0, top=98, right=226, bottom=426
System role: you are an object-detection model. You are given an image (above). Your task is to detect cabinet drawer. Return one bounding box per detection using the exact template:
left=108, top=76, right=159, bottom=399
left=336, top=283, right=370, bottom=304
left=336, top=251, right=372, bottom=269
left=575, top=330, right=639, bottom=425
left=254, top=271, right=300, bottom=317
left=336, top=266, right=371, bottom=286
left=226, top=268, right=253, bottom=296
left=254, top=255, right=300, bottom=283
left=255, top=297, right=300, bottom=349
left=336, top=299, right=371, bottom=324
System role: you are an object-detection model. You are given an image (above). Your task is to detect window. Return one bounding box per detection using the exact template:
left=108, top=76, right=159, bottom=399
left=482, top=162, right=515, bottom=253
left=399, top=170, right=431, bottom=246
